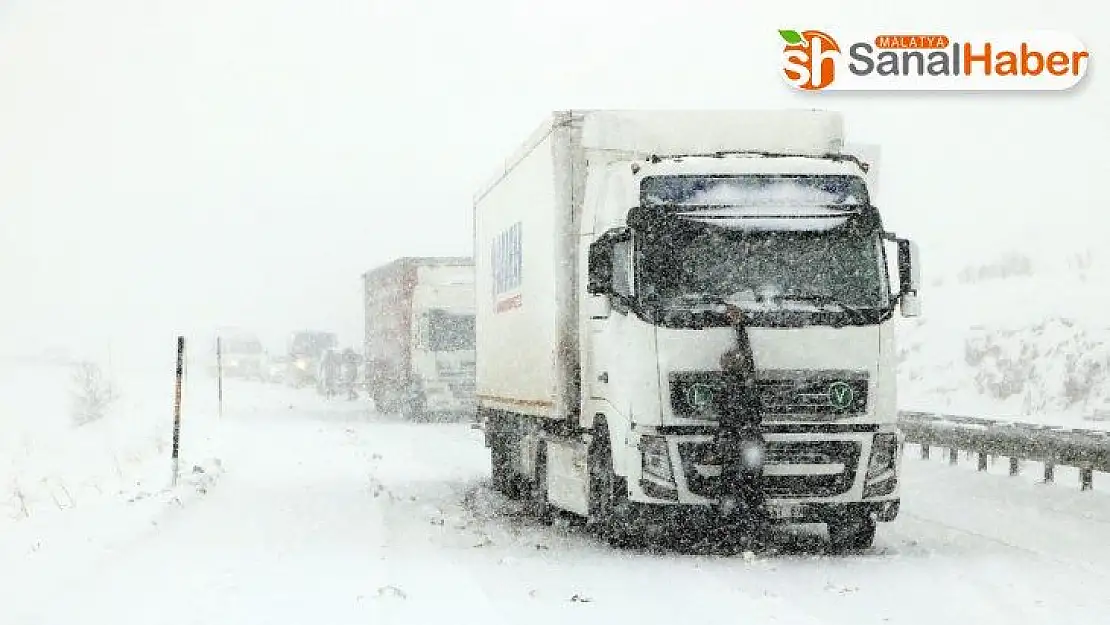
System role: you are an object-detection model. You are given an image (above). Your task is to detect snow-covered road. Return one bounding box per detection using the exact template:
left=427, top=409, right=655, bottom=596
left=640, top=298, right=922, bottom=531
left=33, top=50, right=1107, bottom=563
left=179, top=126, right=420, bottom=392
left=9, top=384, right=1110, bottom=625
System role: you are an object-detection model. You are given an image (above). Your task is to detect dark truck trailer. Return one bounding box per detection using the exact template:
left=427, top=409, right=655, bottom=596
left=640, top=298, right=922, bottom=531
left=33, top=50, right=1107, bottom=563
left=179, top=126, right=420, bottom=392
left=362, top=256, right=476, bottom=420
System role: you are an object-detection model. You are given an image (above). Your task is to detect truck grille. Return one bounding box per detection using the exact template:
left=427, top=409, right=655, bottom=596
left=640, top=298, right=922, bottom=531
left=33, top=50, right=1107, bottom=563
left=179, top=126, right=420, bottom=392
left=756, top=377, right=868, bottom=417
left=669, top=370, right=869, bottom=420
left=436, top=361, right=475, bottom=398
left=677, top=439, right=860, bottom=499
left=448, top=378, right=475, bottom=397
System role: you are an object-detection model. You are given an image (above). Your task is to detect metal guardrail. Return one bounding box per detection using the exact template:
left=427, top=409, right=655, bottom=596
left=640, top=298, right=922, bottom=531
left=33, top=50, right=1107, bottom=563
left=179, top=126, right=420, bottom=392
left=897, top=411, right=1110, bottom=491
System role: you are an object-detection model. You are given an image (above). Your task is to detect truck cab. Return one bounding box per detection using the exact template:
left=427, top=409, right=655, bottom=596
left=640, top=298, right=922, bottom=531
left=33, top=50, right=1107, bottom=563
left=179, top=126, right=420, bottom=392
left=286, top=331, right=338, bottom=387
left=410, top=307, right=476, bottom=415
left=582, top=153, right=920, bottom=545
left=214, top=332, right=266, bottom=381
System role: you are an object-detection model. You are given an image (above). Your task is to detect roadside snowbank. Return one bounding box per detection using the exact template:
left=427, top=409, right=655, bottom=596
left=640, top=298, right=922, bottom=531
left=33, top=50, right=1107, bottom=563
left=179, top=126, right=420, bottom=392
left=897, top=248, right=1110, bottom=428
left=0, top=355, right=224, bottom=551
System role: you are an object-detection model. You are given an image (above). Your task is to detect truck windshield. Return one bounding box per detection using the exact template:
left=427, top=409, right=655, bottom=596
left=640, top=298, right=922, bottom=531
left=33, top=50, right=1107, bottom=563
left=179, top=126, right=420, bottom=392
left=223, top=338, right=262, bottom=354
left=290, top=333, right=337, bottom=357
left=641, top=174, right=868, bottom=208
left=428, top=312, right=475, bottom=351
left=637, top=220, right=889, bottom=310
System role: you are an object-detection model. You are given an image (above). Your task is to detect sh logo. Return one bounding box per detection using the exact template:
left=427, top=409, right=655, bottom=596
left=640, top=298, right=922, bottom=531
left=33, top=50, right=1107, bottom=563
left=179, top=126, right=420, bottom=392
left=780, top=29, right=842, bottom=91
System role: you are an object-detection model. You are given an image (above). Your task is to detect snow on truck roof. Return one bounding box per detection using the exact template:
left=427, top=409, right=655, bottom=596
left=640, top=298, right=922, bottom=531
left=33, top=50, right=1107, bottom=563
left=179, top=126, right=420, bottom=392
left=578, top=109, right=843, bottom=156
left=473, top=109, right=847, bottom=203
left=360, top=256, right=474, bottom=280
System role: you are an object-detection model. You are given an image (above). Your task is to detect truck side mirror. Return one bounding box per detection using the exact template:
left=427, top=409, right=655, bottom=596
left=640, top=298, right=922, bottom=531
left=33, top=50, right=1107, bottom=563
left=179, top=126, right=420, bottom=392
left=897, top=238, right=921, bottom=318
left=587, top=238, right=614, bottom=295
left=587, top=295, right=612, bottom=319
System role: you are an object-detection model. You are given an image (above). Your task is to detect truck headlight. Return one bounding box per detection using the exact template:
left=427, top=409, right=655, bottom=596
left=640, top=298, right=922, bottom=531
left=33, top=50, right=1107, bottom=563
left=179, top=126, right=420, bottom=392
left=740, top=439, right=764, bottom=470
left=638, top=435, right=674, bottom=484
left=863, top=433, right=899, bottom=498
left=295, top=359, right=308, bottom=371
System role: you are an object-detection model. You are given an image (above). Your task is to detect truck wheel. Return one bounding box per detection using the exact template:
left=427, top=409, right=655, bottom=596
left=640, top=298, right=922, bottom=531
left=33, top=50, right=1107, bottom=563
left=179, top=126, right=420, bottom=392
left=374, top=388, right=400, bottom=415
left=827, top=514, right=877, bottom=551
left=588, top=427, right=644, bottom=548
left=528, top=441, right=553, bottom=525
left=490, top=431, right=512, bottom=495
left=400, top=392, right=426, bottom=422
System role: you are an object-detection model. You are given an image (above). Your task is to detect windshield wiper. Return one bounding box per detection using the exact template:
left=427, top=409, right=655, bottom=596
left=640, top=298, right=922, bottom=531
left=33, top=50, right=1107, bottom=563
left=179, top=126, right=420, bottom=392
left=773, top=292, right=870, bottom=325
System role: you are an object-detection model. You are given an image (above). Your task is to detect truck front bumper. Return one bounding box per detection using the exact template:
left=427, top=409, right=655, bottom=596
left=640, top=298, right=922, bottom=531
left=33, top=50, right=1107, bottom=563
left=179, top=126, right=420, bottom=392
left=627, top=428, right=903, bottom=523
left=423, top=390, right=476, bottom=415
left=624, top=498, right=900, bottom=528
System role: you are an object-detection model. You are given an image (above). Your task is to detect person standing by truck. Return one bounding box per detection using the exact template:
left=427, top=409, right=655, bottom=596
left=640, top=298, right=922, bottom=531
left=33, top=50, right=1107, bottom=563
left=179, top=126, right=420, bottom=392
left=712, top=307, right=771, bottom=539
left=339, top=348, right=362, bottom=400
left=317, top=348, right=342, bottom=398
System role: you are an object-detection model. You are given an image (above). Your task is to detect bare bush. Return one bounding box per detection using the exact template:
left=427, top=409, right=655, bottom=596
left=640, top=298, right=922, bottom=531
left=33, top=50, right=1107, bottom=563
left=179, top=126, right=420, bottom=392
left=962, top=319, right=1110, bottom=412
left=1067, top=249, right=1095, bottom=282
left=69, top=361, right=118, bottom=426
left=957, top=251, right=1034, bottom=285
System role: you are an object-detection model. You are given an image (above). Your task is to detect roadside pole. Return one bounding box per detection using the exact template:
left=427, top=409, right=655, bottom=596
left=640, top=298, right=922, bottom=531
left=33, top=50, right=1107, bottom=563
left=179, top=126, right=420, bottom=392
left=172, top=336, right=185, bottom=487
left=216, top=337, right=224, bottom=419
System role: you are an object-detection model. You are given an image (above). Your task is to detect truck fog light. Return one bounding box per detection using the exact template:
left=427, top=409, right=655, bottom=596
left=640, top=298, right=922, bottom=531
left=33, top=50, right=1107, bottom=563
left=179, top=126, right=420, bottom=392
left=740, top=440, right=764, bottom=470
left=639, top=436, right=674, bottom=484
left=864, top=433, right=899, bottom=498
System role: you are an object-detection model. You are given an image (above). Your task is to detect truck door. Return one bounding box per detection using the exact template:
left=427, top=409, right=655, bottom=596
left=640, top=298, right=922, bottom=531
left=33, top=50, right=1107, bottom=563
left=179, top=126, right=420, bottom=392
left=584, top=166, right=636, bottom=412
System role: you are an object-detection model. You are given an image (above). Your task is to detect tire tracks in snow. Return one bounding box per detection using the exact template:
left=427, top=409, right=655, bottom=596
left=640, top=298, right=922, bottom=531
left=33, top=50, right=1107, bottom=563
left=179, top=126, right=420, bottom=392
left=895, top=509, right=1110, bottom=583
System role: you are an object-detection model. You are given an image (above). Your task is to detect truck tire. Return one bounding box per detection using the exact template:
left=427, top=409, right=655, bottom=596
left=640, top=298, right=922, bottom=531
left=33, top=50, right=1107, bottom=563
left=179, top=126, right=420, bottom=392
left=490, top=430, right=512, bottom=495
left=827, top=515, right=877, bottom=551
left=588, top=426, right=645, bottom=549
left=373, top=388, right=400, bottom=415
left=400, top=391, right=426, bottom=422
left=528, top=441, right=553, bottom=525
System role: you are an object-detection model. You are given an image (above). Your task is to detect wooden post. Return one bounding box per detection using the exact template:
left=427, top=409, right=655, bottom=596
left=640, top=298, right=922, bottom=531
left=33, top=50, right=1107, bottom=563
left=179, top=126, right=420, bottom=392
left=172, top=336, right=185, bottom=486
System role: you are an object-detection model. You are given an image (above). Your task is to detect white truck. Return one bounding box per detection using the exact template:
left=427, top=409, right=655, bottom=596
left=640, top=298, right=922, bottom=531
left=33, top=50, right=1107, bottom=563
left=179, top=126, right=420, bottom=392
left=362, top=257, right=477, bottom=420
left=474, top=110, right=921, bottom=549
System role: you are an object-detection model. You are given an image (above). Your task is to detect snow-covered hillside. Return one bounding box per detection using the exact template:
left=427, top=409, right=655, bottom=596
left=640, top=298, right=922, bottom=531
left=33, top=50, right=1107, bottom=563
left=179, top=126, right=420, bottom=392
left=898, top=246, right=1110, bottom=428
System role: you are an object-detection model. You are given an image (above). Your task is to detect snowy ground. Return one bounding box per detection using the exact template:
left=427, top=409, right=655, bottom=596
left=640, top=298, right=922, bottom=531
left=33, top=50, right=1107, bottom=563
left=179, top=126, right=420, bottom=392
left=3, top=378, right=1109, bottom=625
left=0, top=353, right=222, bottom=605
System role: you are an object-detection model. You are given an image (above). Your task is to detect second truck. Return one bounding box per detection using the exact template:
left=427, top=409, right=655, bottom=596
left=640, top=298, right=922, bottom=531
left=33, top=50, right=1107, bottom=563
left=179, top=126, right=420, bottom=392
left=474, top=110, right=921, bottom=549
left=362, top=257, right=477, bottom=420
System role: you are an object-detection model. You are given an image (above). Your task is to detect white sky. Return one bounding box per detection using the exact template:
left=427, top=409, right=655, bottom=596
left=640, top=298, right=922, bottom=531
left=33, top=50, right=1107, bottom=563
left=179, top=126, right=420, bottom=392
left=0, top=0, right=1105, bottom=364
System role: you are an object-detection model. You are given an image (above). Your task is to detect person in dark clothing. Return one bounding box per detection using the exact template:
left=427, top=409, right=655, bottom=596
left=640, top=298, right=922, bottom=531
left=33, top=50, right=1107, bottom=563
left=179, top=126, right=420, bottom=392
left=712, top=307, right=771, bottom=542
